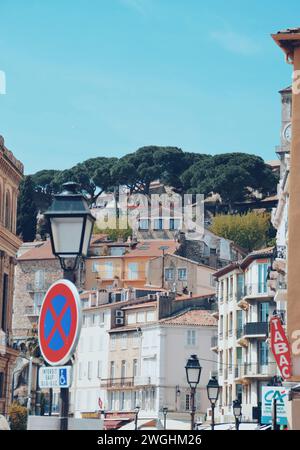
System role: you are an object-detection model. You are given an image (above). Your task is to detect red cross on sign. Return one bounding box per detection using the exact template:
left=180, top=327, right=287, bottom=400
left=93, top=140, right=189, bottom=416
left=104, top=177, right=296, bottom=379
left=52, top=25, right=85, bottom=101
left=38, top=280, right=82, bottom=366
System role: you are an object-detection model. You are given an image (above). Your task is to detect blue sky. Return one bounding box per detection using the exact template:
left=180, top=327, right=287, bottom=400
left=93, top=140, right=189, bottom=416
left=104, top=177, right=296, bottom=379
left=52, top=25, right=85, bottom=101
left=0, top=0, right=296, bottom=174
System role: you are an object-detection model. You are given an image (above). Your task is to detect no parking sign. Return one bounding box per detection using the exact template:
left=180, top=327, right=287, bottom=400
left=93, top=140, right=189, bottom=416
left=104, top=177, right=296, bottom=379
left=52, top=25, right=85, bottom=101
left=38, top=280, right=82, bottom=366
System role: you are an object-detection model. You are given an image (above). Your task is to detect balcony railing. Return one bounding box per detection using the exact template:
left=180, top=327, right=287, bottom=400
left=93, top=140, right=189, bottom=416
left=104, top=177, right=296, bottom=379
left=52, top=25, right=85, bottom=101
left=243, top=322, right=268, bottom=337
left=26, top=283, right=51, bottom=292
left=243, top=283, right=272, bottom=298
left=25, top=305, right=41, bottom=316
left=235, top=363, right=277, bottom=379
left=100, top=377, right=134, bottom=388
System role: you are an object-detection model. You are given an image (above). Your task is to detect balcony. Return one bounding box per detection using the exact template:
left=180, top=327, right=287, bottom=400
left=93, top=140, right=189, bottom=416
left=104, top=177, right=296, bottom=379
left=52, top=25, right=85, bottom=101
left=235, top=363, right=277, bottom=381
left=237, top=322, right=268, bottom=346
left=238, top=284, right=273, bottom=308
left=243, top=322, right=268, bottom=337
left=26, top=283, right=51, bottom=292
left=100, top=377, right=134, bottom=389
left=25, top=305, right=41, bottom=316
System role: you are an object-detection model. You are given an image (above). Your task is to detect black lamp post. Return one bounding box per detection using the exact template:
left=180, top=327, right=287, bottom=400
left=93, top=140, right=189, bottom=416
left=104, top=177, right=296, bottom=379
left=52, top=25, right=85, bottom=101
left=44, top=182, right=94, bottom=430
left=162, top=407, right=168, bottom=430
left=206, top=376, right=220, bottom=431
left=185, top=354, right=202, bottom=430
left=232, top=399, right=242, bottom=430
left=134, top=406, right=140, bottom=430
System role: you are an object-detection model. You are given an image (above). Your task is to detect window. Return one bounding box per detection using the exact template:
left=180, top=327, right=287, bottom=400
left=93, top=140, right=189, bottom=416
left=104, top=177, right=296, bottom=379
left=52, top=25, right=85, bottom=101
left=82, top=314, right=87, bottom=327
left=121, top=360, right=126, bottom=380
left=104, top=262, right=113, bottom=279
left=186, top=330, right=196, bottom=346
left=111, top=334, right=116, bottom=350
left=236, top=384, right=243, bottom=404
left=128, top=263, right=138, bottom=280
left=139, top=219, right=149, bottom=230
left=169, top=218, right=180, bottom=230
left=0, top=372, right=4, bottom=398
left=178, top=268, right=187, bottom=281
left=110, top=361, right=115, bottom=379
left=120, top=392, right=125, bottom=410
left=133, top=359, right=138, bottom=377
left=97, top=361, right=102, bottom=379
left=258, top=263, right=268, bottom=293
left=153, top=218, right=163, bottom=230
left=128, top=313, right=136, bottom=325
left=259, top=302, right=269, bottom=322
left=259, top=341, right=269, bottom=367
left=88, top=361, right=93, bottom=379
left=33, top=292, right=43, bottom=314
left=121, top=333, right=127, bottom=349
left=35, top=270, right=45, bottom=289
left=146, top=310, right=155, bottom=322
left=110, top=247, right=125, bottom=256
left=1, top=274, right=8, bottom=332
left=185, top=394, right=190, bottom=411
left=137, top=312, right=145, bottom=323
left=92, top=262, right=99, bottom=273
left=165, top=268, right=174, bottom=281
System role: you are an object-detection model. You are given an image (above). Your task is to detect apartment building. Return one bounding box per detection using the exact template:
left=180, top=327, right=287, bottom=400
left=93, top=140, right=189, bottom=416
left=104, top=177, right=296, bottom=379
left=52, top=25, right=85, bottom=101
left=146, top=253, right=216, bottom=296
left=0, top=136, right=23, bottom=415
left=72, top=289, right=217, bottom=426
left=85, top=237, right=178, bottom=291
left=213, top=248, right=277, bottom=423
left=269, top=86, right=291, bottom=321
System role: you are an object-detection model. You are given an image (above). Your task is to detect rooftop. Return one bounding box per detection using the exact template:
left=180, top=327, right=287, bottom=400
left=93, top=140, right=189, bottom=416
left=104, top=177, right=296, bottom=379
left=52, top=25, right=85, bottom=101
left=159, top=308, right=217, bottom=327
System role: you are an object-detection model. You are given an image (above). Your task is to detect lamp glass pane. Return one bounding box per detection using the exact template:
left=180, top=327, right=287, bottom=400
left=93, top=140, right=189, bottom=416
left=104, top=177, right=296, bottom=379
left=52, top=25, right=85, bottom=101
left=187, top=367, right=200, bottom=385
left=208, top=386, right=219, bottom=402
left=81, top=217, right=94, bottom=256
left=51, top=217, right=84, bottom=256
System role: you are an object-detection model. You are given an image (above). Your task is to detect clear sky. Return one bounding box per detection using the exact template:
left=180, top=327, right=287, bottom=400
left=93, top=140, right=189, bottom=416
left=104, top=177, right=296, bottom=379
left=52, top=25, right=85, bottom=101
left=0, top=0, right=296, bottom=174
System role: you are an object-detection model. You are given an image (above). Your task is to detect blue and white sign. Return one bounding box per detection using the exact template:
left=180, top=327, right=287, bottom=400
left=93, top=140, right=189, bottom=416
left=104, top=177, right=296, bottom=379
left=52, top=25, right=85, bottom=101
left=261, top=386, right=289, bottom=426
left=39, top=366, right=73, bottom=389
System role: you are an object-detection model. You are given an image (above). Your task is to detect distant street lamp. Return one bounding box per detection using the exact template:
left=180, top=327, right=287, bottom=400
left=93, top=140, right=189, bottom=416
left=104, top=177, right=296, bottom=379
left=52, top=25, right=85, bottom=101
left=44, top=182, right=94, bottom=430
left=206, top=376, right=220, bottom=431
left=185, top=354, right=202, bottom=430
left=232, top=399, right=242, bottom=430
left=162, top=407, right=168, bottom=430
left=134, top=406, right=140, bottom=430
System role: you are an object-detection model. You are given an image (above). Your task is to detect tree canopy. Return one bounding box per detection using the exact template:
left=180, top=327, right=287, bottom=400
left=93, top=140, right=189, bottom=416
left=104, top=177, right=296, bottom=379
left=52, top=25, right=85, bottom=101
left=209, top=211, right=275, bottom=252
left=17, top=176, right=38, bottom=242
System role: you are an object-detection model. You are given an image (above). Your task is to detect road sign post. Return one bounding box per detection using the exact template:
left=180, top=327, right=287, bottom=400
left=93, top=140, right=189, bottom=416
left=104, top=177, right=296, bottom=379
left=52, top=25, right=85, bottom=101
left=38, top=279, right=81, bottom=430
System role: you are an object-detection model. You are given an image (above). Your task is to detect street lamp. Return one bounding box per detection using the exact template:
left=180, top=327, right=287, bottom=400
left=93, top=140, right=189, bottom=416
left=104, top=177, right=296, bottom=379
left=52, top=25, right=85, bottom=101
left=232, top=399, right=242, bottom=430
left=185, top=354, right=202, bottom=430
left=44, top=181, right=95, bottom=275
left=206, top=376, right=220, bottom=431
left=134, top=406, right=140, bottom=430
left=162, top=407, right=168, bottom=430
left=43, top=182, right=94, bottom=430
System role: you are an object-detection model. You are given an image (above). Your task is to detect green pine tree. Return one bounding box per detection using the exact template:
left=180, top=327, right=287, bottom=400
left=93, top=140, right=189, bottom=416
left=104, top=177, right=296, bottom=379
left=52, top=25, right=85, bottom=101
left=17, top=176, right=37, bottom=242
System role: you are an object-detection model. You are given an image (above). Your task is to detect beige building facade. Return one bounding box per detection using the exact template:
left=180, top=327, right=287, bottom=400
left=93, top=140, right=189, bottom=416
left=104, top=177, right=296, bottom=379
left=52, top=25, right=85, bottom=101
left=0, top=136, right=23, bottom=415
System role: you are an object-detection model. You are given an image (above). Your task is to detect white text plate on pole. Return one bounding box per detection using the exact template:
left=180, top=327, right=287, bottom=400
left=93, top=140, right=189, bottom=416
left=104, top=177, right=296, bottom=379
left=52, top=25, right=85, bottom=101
left=39, top=366, right=72, bottom=389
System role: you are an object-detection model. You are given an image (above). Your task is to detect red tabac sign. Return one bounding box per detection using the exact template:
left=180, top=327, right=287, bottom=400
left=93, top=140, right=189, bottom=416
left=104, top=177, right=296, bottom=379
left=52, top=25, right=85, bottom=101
left=270, top=316, right=292, bottom=380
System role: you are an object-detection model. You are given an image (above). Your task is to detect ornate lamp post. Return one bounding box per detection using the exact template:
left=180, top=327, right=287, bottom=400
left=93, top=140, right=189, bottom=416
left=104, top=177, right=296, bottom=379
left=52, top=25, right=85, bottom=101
left=44, top=182, right=94, bottom=430
left=162, top=407, right=168, bottom=430
left=232, top=399, right=242, bottom=430
left=206, top=376, right=220, bottom=431
left=185, top=354, right=202, bottom=430
left=134, top=406, right=140, bottom=430
left=44, top=181, right=95, bottom=277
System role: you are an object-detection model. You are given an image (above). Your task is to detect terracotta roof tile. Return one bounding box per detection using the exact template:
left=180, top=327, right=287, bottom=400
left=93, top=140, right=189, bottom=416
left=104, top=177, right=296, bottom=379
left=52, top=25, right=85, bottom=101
left=18, top=240, right=56, bottom=261
left=125, top=240, right=178, bottom=258
left=160, top=309, right=217, bottom=327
